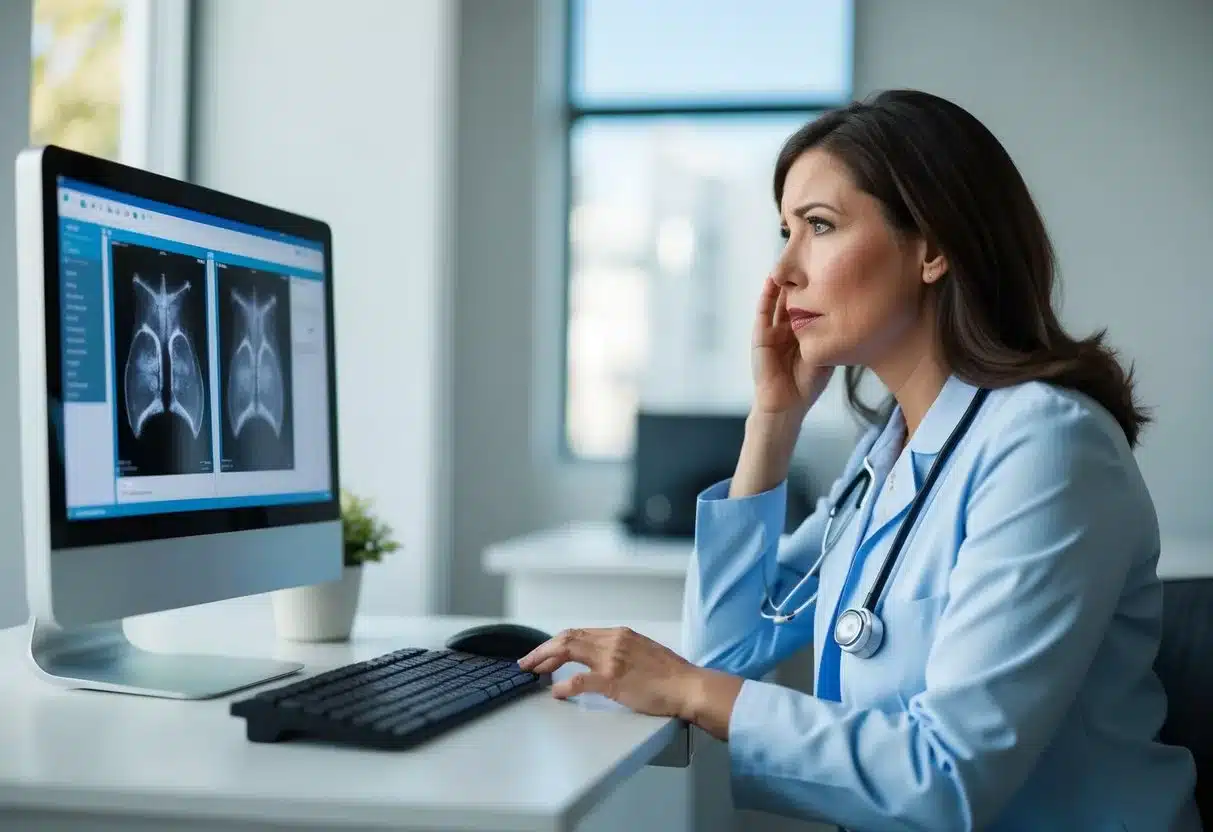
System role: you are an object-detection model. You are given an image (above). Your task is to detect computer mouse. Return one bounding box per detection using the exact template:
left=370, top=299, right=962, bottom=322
left=444, top=622, right=553, bottom=662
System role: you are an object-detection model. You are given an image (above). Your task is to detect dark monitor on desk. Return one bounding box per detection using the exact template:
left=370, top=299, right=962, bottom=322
left=622, top=410, right=812, bottom=539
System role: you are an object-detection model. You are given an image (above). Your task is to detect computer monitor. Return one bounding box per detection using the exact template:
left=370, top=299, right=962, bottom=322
left=14, top=145, right=343, bottom=699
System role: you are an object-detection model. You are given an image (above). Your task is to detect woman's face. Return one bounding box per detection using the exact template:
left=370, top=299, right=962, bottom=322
left=773, top=147, right=941, bottom=370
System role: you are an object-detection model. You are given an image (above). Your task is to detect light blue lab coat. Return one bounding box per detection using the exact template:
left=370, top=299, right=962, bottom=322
left=682, top=375, right=1202, bottom=831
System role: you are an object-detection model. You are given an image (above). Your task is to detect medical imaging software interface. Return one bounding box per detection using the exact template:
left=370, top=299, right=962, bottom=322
left=55, top=178, right=333, bottom=520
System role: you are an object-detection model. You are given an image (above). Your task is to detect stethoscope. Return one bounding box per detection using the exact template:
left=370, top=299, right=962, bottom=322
left=760, top=387, right=990, bottom=659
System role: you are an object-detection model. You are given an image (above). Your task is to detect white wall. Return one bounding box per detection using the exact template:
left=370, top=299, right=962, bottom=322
left=450, top=0, right=1213, bottom=616
left=192, top=0, right=456, bottom=615
left=0, top=0, right=33, bottom=630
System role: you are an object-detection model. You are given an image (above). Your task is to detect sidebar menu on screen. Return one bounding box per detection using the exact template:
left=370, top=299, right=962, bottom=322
left=58, top=219, right=107, bottom=404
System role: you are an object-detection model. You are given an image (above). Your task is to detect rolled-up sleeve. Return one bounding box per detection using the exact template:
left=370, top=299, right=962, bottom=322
left=725, top=396, right=1144, bottom=830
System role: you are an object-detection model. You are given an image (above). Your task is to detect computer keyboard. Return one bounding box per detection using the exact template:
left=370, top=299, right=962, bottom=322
left=229, top=646, right=546, bottom=749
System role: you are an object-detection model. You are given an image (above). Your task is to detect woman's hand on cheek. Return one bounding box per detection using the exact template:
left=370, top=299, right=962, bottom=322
left=517, top=627, right=707, bottom=721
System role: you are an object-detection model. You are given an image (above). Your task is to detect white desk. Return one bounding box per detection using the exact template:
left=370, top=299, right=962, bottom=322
left=0, top=599, right=689, bottom=832
left=483, top=523, right=691, bottom=622
left=1157, top=537, right=1213, bottom=580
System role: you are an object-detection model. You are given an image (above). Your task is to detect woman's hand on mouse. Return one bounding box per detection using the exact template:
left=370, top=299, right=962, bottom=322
left=517, top=626, right=743, bottom=739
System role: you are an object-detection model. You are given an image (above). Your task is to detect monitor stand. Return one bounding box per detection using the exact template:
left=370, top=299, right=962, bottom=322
left=27, top=617, right=303, bottom=700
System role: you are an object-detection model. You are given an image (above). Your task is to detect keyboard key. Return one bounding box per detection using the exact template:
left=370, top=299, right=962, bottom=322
left=382, top=715, right=428, bottom=736
left=352, top=701, right=410, bottom=727
left=426, top=692, right=491, bottom=723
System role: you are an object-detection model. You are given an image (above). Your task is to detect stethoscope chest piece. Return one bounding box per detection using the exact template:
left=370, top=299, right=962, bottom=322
left=759, top=387, right=990, bottom=663
left=834, top=607, right=885, bottom=658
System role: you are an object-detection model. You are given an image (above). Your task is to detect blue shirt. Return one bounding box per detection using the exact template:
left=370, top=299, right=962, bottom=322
left=681, top=375, right=1201, bottom=831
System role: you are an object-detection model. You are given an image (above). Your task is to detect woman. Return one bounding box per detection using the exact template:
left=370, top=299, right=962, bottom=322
left=519, top=90, right=1201, bottom=830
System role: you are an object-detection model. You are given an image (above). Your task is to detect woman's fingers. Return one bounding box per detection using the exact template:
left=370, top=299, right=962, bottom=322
left=519, top=627, right=693, bottom=716
left=550, top=671, right=611, bottom=700
left=518, top=628, right=602, bottom=672
left=527, top=655, right=566, bottom=675
left=754, top=274, right=780, bottom=325
left=754, top=275, right=792, bottom=342
left=772, top=285, right=790, bottom=328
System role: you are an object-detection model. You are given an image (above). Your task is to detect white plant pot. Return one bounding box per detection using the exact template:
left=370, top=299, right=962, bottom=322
left=271, top=566, right=363, bottom=642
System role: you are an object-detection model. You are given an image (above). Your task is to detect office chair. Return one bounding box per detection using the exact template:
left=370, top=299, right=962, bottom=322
left=1154, top=576, right=1213, bottom=827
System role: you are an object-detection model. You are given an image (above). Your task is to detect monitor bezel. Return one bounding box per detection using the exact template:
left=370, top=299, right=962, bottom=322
left=38, top=144, right=341, bottom=551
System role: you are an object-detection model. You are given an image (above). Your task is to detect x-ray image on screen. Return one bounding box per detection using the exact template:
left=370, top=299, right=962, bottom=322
left=216, top=264, right=295, bottom=472
left=111, top=242, right=213, bottom=477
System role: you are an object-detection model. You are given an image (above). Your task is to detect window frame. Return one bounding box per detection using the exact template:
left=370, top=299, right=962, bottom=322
left=558, top=0, right=854, bottom=461
left=30, top=0, right=192, bottom=179
left=118, top=0, right=192, bottom=179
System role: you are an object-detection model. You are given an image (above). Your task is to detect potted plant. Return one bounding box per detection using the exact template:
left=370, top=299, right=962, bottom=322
left=271, top=489, right=401, bottom=642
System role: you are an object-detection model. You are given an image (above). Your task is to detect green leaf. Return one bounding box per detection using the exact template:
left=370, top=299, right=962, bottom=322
left=340, top=489, right=402, bottom=567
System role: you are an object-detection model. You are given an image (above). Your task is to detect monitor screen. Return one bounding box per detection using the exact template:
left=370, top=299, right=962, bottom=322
left=53, top=176, right=333, bottom=521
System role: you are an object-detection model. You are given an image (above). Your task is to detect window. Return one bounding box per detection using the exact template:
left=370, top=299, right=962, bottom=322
left=562, top=0, right=854, bottom=459
left=30, top=0, right=190, bottom=178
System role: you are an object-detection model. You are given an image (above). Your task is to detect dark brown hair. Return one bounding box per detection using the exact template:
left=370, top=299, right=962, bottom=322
left=774, top=89, right=1149, bottom=447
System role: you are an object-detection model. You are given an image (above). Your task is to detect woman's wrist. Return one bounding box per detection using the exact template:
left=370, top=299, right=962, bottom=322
left=729, top=407, right=806, bottom=497
left=745, top=408, right=806, bottom=455
left=679, top=666, right=745, bottom=741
